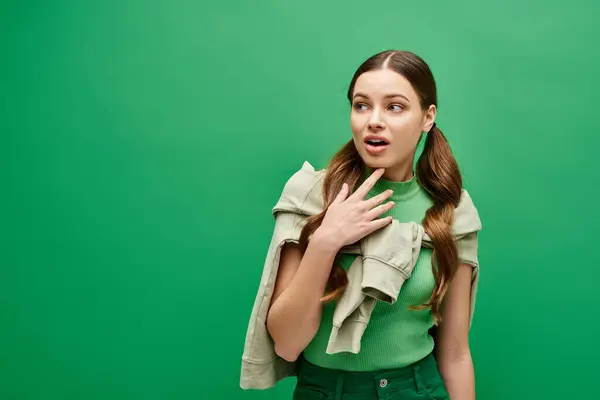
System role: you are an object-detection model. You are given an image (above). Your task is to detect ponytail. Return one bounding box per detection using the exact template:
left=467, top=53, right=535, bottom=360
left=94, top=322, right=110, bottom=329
left=414, top=124, right=462, bottom=323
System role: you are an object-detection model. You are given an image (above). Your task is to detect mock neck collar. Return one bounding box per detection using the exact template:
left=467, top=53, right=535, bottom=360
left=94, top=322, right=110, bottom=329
left=362, top=168, right=421, bottom=202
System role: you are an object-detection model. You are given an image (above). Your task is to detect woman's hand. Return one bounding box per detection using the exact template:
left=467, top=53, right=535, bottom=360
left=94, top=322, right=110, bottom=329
left=314, top=168, right=395, bottom=251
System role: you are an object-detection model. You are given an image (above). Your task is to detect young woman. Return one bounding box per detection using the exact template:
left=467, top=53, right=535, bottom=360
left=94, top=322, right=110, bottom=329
left=264, top=50, right=481, bottom=399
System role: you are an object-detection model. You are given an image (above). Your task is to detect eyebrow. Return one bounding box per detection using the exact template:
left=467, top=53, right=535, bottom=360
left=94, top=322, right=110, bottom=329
left=353, top=92, right=410, bottom=102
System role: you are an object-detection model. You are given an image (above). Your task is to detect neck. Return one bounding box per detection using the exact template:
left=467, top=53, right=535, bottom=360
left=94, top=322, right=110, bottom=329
left=363, top=165, right=420, bottom=202
left=377, top=158, right=416, bottom=182
left=384, top=168, right=414, bottom=182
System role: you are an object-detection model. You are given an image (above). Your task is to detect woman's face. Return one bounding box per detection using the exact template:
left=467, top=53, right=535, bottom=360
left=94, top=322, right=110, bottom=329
left=350, top=68, right=435, bottom=181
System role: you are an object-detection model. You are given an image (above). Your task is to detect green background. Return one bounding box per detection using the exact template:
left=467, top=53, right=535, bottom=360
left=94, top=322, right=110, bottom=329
left=2, top=1, right=599, bottom=399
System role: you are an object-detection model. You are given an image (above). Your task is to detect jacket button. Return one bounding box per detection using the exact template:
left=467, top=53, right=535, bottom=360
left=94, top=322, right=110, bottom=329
left=379, top=378, right=388, bottom=388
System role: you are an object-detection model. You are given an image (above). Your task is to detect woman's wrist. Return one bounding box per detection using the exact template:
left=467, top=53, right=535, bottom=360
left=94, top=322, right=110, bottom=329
left=310, top=227, right=342, bottom=255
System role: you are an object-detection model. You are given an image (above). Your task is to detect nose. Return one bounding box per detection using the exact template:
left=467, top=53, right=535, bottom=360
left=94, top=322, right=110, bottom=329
left=368, top=120, right=384, bottom=131
left=367, top=109, right=385, bottom=132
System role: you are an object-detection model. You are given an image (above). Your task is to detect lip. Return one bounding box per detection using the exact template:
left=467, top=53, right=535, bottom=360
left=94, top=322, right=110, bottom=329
left=364, top=135, right=390, bottom=155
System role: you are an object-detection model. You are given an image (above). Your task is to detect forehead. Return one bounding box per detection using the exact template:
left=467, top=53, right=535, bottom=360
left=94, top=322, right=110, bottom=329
left=353, top=69, right=417, bottom=99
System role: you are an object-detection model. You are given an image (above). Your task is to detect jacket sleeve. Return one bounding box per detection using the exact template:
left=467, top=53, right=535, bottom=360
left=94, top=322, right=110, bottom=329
left=422, top=189, right=482, bottom=328
left=453, top=189, right=482, bottom=328
left=457, top=231, right=480, bottom=328
left=241, top=161, right=328, bottom=389
left=240, top=211, right=303, bottom=389
left=360, top=220, right=424, bottom=304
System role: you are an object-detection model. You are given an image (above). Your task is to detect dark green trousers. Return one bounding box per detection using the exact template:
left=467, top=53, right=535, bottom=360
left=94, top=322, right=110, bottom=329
left=293, top=353, right=449, bottom=400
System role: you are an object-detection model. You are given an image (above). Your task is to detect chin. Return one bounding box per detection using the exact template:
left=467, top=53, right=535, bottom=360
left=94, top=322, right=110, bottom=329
left=355, top=145, right=398, bottom=169
left=360, top=154, right=393, bottom=170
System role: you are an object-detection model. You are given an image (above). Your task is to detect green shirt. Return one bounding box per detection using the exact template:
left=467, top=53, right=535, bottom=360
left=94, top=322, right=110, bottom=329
left=302, top=172, right=437, bottom=371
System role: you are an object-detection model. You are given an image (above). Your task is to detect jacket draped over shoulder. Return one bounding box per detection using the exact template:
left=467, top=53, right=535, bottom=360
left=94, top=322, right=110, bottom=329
left=240, top=161, right=482, bottom=390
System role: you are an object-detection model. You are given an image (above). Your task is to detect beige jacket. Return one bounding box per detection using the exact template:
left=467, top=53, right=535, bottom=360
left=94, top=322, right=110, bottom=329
left=240, top=161, right=482, bottom=390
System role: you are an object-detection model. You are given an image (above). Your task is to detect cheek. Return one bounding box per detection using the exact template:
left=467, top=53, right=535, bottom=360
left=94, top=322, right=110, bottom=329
left=388, top=115, right=421, bottom=139
left=350, top=115, right=366, bottom=136
left=387, top=114, right=411, bottom=129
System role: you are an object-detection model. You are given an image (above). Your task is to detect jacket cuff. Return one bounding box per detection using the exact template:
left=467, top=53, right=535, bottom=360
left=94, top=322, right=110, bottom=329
left=361, top=256, right=409, bottom=303
left=360, top=220, right=423, bottom=304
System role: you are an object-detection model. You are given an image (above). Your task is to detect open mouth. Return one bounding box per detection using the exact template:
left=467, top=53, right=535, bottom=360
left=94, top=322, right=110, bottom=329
left=366, top=139, right=389, bottom=147
left=364, top=137, right=390, bottom=154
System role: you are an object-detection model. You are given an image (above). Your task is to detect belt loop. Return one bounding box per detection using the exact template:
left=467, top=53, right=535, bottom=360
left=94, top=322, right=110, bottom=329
left=413, top=364, right=424, bottom=395
left=334, top=372, right=344, bottom=400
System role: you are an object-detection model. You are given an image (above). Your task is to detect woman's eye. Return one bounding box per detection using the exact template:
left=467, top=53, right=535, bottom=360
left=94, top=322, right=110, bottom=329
left=354, top=103, right=368, bottom=111
left=389, top=104, right=404, bottom=112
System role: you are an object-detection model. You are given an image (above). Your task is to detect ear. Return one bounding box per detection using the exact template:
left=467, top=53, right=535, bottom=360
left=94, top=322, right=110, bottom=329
left=422, top=104, right=437, bottom=132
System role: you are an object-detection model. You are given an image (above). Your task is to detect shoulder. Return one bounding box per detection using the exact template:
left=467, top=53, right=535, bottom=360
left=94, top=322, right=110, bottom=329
left=272, top=161, right=327, bottom=216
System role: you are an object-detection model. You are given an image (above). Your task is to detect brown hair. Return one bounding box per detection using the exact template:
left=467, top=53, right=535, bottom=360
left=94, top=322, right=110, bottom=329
left=298, top=50, right=462, bottom=323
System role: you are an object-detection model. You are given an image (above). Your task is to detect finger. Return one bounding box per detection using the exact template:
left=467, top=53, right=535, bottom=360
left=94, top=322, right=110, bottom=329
left=365, top=200, right=395, bottom=220
left=331, top=183, right=348, bottom=205
left=350, top=168, right=385, bottom=200
left=366, top=215, right=393, bottom=234
left=363, top=189, right=394, bottom=209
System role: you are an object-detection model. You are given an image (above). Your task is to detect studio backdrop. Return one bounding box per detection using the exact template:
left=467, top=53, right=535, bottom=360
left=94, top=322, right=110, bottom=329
left=2, top=1, right=599, bottom=399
